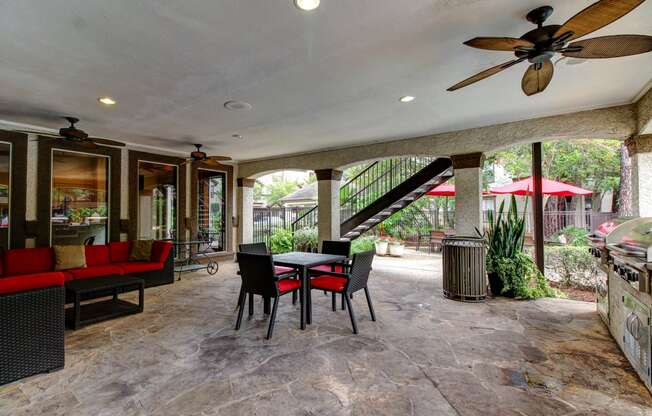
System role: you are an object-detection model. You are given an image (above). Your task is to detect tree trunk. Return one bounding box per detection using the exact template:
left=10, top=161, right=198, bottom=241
left=618, top=143, right=633, bottom=216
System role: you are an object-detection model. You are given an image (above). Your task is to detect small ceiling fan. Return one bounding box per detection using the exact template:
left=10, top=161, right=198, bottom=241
left=447, top=0, right=652, bottom=96
left=14, top=116, right=126, bottom=148
left=183, top=144, right=232, bottom=166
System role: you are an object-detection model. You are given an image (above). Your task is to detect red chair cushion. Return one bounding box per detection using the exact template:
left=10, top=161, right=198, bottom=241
left=277, top=278, right=301, bottom=294
left=275, top=266, right=295, bottom=275
left=113, top=262, right=163, bottom=274
left=151, top=241, right=172, bottom=263
left=109, top=241, right=132, bottom=263
left=68, top=265, right=124, bottom=280
left=310, top=276, right=348, bottom=292
left=85, top=245, right=110, bottom=267
left=4, top=248, right=54, bottom=276
left=309, top=264, right=344, bottom=273
left=0, top=272, right=65, bottom=295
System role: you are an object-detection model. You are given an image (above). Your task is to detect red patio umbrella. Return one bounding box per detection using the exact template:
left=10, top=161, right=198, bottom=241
left=426, top=183, right=456, bottom=197
left=489, top=177, right=592, bottom=197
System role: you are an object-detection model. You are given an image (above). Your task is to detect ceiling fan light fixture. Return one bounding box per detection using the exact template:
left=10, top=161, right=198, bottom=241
left=294, top=0, right=320, bottom=11
left=98, top=96, right=117, bottom=106
left=399, top=95, right=415, bottom=103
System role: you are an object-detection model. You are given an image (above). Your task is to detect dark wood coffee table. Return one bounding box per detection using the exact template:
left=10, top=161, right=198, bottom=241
left=65, top=275, right=145, bottom=330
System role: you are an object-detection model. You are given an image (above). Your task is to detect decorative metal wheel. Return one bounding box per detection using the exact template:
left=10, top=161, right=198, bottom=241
left=207, top=261, right=219, bottom=275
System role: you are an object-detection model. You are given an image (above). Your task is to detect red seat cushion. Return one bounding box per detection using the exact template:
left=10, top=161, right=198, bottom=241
left=109, top=241, right=132, bottom=263
left=85, top=245, right=110, bottom=267
left=275, top=266, right=295, bottom=275
left=277, top=278, right=301, bottom=294
left=151, top=241, right=173, bottom=263
left=310, top=276, right=348, bottom=292
left=113, top=262, right=163, bottom=274
left=4, top=247, right=54, bottom=276
left=309, top=264, right=344, bottom=273
left=0, top=272, right=65, bottom=295
left=68, top=265, right=124, bottom=280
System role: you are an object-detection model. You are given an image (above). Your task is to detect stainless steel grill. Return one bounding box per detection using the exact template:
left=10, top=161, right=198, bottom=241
left=605, top=218, right=652, bottom=293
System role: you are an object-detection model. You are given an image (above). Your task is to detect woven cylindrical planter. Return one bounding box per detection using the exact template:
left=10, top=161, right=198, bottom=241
left=442, top=236, right=487, bottom=302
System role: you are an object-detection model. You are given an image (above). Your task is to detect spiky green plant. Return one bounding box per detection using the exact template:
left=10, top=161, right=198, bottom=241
left=485, top=194, right=528, bottom=263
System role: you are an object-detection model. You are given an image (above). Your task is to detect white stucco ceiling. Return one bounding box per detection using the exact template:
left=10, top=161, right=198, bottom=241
left=0, top=0, right=650, bottom=161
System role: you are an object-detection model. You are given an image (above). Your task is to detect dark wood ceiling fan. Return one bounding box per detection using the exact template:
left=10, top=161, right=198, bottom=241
left=13, top=116, right=126, bottom=148
left=448, top=0, right=652, bottom=96
left=183, top=144, right=232, bottom=167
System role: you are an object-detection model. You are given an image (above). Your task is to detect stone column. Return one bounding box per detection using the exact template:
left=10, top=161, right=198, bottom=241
left=236, top=178, right=255, bottom=246
left=451, top=153, right=484, bottom=236
left=626, top=134, right=652, bottom=217
left=315, top=169, right=343, bottom=245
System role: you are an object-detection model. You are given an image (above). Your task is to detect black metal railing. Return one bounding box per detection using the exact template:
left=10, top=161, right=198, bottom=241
left=253, top=206, right=311, bottom=244
left=289, top=157, right=435, bottom=234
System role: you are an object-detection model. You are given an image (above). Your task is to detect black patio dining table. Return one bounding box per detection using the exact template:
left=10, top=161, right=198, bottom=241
left=273, top=252, right=346, bottom=330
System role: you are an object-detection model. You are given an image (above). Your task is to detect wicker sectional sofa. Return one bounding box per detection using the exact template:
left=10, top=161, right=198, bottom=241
left=0, top=240, right=174, bottom=385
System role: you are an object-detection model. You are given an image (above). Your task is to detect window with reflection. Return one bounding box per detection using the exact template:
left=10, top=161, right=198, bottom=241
left=51, top=150, right=109, bottom=245
left=197, top=169, right=226, bottom=251
left=0, top=142, right=11, bottom=251
left=138, top=161, right=177, bottom=240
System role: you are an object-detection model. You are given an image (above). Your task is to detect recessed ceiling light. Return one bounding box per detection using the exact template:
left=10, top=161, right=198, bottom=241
left=399, top=96, right=415, bottom=103
left=294, top=0, right=320, bottom=11
left=224, top=100, right=253, bottom=111
left=98, top=96, right=117, bottom=106
left=232, top=134, right=243, bottom=139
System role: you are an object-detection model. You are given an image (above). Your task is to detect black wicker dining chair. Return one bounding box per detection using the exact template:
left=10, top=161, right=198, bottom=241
left=308, top=250, right=376, bottom=334
left=235, top=252, right=303, bottom=340
left=238, top=242, right=299, bottom=308
left=309, top=240, right=352, bottom=309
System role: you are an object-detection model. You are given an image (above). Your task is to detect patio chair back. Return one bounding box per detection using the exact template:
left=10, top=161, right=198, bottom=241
left=239, top=242, right=268, bottom=255
left=321, top=240, right=351, bottom=257
left=236, top=252, right=279, bottom=298
left=346, top=250, right=374, bottom=293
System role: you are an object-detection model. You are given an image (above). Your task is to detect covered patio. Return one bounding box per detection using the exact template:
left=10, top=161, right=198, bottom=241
left=1, top=0, right=652, bottom=414
left=2, top=255, right=650, bottom=416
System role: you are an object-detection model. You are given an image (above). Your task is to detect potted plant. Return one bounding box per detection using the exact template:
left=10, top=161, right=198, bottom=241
left=375, top=237, right=389, bottom=256
left=482, top=195, right=556, bottom=299
left=388, top=238, right=405, bottom=257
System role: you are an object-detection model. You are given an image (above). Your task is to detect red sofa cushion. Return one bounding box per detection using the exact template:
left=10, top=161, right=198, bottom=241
left=4, top=248, right=54, bottom=276
left=277, top=278, right=301, bottom=294
left=109, top=241, right=132, bottom=263
left=0, top=272, right=65, bottom=295
left=151, top=241, right=172, bottom=263
left=113, top=262, right=163, bottom=274
left=68, top=265, right=124, bottom=280
left=310, top=276, right=348, bottom=292
left=85, top=245, right=110, bottom=267
left=309, top=264, right=344, bottom=274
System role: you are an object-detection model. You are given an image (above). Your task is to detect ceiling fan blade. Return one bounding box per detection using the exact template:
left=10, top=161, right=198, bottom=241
left=563, top=35, right=652, bottom=59
left=208, top=155, right=232, bottom=162
left=555, top=0, right=645, bottom=42
left=77, top=140, right=98, bottom=150
left=447, top=58, right=526, bottom=92
left=463, top=37, right=534, bottom=51
left=88, top=137, right=126, bottom=147
left=522, top=61, right=554, bottom=96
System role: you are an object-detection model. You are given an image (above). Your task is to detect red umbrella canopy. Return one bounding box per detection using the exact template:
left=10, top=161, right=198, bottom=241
left=426, top=183, right=456, bottom=197
left=490, top=177, right=592, bottom=197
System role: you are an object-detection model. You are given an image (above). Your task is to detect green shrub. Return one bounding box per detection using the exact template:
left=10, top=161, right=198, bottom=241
left=551, top=226, right=589, bottom=247
left=293, top=227, right=318, bottom=252
left=269, top=228, right=293, bottom=254
left=351, top=236, right=376, bottom=254
left=545, top=245, right=597, bottom=288
left=492, top=252, right=559, bottom=299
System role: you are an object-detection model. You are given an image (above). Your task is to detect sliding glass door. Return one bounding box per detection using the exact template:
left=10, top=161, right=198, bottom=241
left=197, top=169, right=226, bottom=251
left=51, top=150, right=109, bottom=245
left=138, top=161, right=177, bottom=240
left=0, top=142, right=11, bottom=251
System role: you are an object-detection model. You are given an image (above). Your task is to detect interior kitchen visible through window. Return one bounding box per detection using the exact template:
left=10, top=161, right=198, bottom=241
left=51, top=150, right=109, bottom=246
left=138, top=161, right=177, bottom=240
left=0, top=142, right=11, bottom=251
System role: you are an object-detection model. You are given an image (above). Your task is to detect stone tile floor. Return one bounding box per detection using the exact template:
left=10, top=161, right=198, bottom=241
left=1, top=253, right=651, bottom=415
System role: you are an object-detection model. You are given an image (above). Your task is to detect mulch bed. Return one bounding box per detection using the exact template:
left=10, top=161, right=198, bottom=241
left=550, top=282, right=596, bottom=303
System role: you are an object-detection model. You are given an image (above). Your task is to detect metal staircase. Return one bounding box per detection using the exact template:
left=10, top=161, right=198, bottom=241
left=291, top=157, right=453, bottom=240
